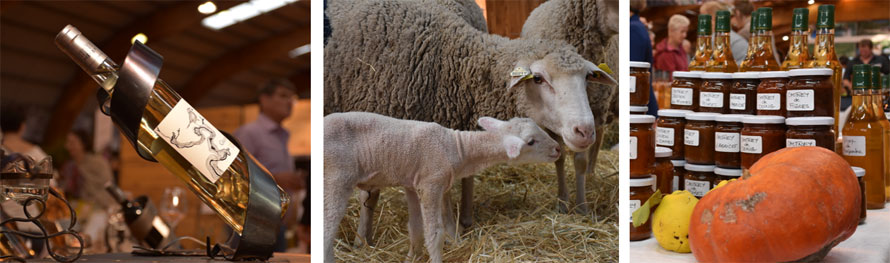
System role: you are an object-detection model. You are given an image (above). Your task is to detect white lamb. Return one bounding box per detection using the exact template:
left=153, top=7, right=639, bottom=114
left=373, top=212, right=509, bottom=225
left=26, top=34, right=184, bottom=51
left=323, top=112, right=561, bottom=263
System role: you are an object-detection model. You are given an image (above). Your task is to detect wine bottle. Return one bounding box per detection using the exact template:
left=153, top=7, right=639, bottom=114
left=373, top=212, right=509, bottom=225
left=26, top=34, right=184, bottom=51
left=806, top=5, right=843, bottom=137
left=106, top=184, right=172, bottom=249
left=55, top=25, right=289, bottom=235
left=689, top=14, right=712, bottom=71
left=842, top=64, right=885, bottom=209
left=781, top=8, right=810, bottom=70
left=741, top=7, right=780, bottom=72
left=706, top=10, right=737, bottom=73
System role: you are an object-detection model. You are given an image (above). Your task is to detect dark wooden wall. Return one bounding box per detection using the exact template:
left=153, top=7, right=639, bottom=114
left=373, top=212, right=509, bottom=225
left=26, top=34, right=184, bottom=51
left=485, top=0, right=546, bottom=38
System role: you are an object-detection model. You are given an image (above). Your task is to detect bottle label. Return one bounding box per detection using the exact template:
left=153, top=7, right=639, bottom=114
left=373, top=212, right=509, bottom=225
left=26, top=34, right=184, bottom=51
left=630, top=136, right=637, bottom=160
left=672, top=88, right=694, bottom=106
left=629, top=199, right=641, bottom=222
left=740, top=135, right=763, bottom=154
left=757, top=93, right=781, bottom=110
left=786, top=89, right=815, bottom=111
left=686, top=179, right=710, bottom=197
left=685, top=129, right=700, bottom=146
left=843, top=136, right=866, bottom=157
left=656, top=127, right=674, bottom=146
left=630, top=76, right=637, bottom=93
left=729, top=93, right=746, bottom=110
left=154, top=99, right=240, bottom=183
left=715, top=132, right=740, bottom=152
left=700, top=92, right=724, bottom=108
left=672, top=176, right=679, bottom=192
left=786, top=139, right=816, bottom=148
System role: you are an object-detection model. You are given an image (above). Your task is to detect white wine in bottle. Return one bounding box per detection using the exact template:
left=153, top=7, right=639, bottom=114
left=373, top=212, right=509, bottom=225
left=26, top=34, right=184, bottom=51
left=54, top=25, right=288, bottom=235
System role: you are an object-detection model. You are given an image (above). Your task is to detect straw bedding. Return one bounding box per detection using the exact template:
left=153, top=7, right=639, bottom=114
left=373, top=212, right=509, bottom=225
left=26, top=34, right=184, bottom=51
left=333, top=148, right=618, bottom=262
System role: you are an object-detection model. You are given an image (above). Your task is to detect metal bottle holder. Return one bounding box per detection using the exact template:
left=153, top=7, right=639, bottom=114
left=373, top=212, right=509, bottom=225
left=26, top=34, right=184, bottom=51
left=98, top=41, right=284, bottom=260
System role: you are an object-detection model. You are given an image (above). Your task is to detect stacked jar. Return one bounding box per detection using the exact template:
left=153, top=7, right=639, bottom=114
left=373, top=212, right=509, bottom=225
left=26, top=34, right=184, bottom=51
left=670, top=71, right=702, bottom=111
left=741, top=115, right=786, bottom=171
left=630, top=176, right=656, bottom=241
left=684, top=112, right=720, bottom=165
left=699, top=72, right=733, bottom=113
left=630, top=115, right=656, bottom=178
left=757, top=71, right=789, bottom=116
left=730, top=72, right=760, bottom=115
left=656, top=109, right=692, bottom=160
left=715, top=114, right=749, bottom=168
left=630, top=62, right=651, bottom=108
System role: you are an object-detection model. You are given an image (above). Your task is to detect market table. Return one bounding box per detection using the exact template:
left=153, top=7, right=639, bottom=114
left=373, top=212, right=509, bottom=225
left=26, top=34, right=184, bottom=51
left=631, top=206, right=890, bottom=262
left=29, top=253, right=310, bottom=263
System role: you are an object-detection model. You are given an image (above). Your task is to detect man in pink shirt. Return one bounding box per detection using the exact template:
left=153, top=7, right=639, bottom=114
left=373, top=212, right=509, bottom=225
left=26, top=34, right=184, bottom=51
left=654, top=14, right=690, bottom=72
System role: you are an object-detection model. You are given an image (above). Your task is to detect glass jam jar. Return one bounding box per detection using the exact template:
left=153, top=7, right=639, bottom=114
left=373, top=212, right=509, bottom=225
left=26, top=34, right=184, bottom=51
left=786, top=68, right=834, bottom=117
left=684, top=112, right=719, bottom=164
left=684, top=163, right=716, bottom=198
left=730, top=71, right=760, bottom=115
left=671, top=159, right=686, bottom=191
left=756, top=71, right=789, bottom=116
left=714, top=167, right=742, bottom=183
left=630, top=175, right=656, bottom=241
left=741, top=116, right=786, bottom=170
left=670, top=71, right=701, bottom=111
left=630, top=61, right=652, bottom=106
left=715, top=114, right=749, bottom=168
left=654, top=147, right=674, bottom=194
left=786, top=117, right=835, bottom=151
left=852, top=166, right=866, bottom=224
left=630, top=115, right=656, bottom=178
left=630, top=105, right=648, bottom=115
left=656, top=109, right=693, bottom=160
left=699, top=72, right=733, bottom=113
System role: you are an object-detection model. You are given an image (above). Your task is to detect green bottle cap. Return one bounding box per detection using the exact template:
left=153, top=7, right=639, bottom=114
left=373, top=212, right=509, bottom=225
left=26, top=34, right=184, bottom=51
left=817, top=5, right=835, bottom=29
left=715, top=10, right=731, bottom=32
left=755, top=7, right=772, bottom=31
left=872, top=65, right=882, bottom=90
left=698, top=14, right=712, bottom=35
left=791, top=8, right=808, bottom=31
left=750, top=9, right=758, bottom=33
left=852, top=64, right=870, bottom=89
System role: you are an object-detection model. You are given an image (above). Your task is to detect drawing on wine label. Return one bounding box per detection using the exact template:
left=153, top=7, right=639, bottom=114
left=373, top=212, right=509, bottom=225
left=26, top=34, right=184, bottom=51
left=154, top=99, right=239, bottom=183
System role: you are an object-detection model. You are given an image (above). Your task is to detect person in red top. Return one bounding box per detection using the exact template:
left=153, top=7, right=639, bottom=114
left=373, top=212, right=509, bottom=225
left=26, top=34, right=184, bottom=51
left=654, top=14, right=690, bottom=72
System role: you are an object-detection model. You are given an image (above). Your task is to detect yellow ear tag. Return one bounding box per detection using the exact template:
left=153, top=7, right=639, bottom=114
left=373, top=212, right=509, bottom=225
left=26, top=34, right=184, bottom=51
left=597, top=63, right=613, bottom=75
left=510, top=67, right=532, bottom=80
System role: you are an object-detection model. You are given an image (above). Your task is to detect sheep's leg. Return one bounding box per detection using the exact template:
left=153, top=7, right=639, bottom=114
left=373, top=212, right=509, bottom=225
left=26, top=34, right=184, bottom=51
left=555, top=150, right=569, bottom=213
left=324, top=175, right=354, bottom=263
left=576, top=126, right=604, bottom=215
left=354, top=189, right=380, bottom=246
left=458, top=177, right=474, bottom=229
left=405, top=189, right=425, bottom=261
left=571, top=150, right=589, bottom=214
left=418, top=184, right=446, bottom=263
left=441, top=191, right=458, bottom=244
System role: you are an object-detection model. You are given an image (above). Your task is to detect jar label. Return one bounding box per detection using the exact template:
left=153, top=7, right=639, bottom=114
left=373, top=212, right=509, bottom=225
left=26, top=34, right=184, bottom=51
left=715, top=132, right=740, bottom=152
left=786, top=139, right=816, bottom=148
left=786, top=89, right=815, bottom=111
left=685, top=129, right=700, bottom=146
left=656, top=127, right=674, bottom=146
left=672, top=88, right=694, bottom=106
left=740, top=135, right=763, bottom=154
left=630, top=136, right=638, bottom=160
left=672, top=176, right=679, bottom=192
left=686, top=179, right=710, bottom=198
left=757, top=93, right=781, bottom=110
left=843, top=136, right=866, bottom=157
left=629, top=199, right=641, bottom=222
left=700, top=92, right=724, bottom=108
left=729, top=93, right=746, bottom=110
left=154, top=99, right=239, bottom=183
left=629, top=76, right=636, bottom=93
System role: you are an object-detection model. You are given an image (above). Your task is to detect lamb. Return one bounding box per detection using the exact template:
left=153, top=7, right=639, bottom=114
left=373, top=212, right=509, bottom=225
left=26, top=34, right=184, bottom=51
left=324, top=0, right=617, bottom=233
left=520, top=0, right=620, bottom=214
left=323, top=112, right=561, bottom=263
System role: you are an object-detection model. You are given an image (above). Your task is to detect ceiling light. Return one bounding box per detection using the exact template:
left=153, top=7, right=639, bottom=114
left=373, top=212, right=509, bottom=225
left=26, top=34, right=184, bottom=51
left=202, top=0, right=297, bottom=30
left=808, top=0, right=815, bottom=4
left=131, top=33, right=148, bottom=44
left=198, top=1, right=217, bottom=14
left=288, top=44, right=310, bottom=58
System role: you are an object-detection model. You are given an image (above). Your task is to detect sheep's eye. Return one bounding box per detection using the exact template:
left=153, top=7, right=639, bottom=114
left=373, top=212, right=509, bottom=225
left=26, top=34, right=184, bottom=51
left=527, top=139, right=536, bottom=146
left=533, top=75, right=543, bottom=84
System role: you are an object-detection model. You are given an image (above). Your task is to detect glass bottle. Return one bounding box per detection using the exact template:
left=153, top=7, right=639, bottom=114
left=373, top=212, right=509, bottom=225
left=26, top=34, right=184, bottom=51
left=738, top=9, right=758, bottom=71
left=842, top=64, right=885, bottom=209
left=781, top=8, right=810, bottom=70
left=689, top=14, right=712, bottom=72
left=54, top=25, right=289, bottom=234
left=870, top=66, right=890, bottom=201
left=806, top=5, right=843, bottom=140
left=707, top=10, right=737, bottom=73
left=742, top=7, right=780, bottom=72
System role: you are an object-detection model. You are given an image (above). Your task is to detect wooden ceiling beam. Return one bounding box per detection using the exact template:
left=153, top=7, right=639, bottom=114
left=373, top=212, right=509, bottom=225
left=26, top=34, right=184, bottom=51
left=42, top=0, right=243, bottom=151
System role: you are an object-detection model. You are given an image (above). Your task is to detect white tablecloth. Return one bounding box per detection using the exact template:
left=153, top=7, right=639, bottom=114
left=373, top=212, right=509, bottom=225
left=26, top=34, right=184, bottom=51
left=631, top=206, right=890, bottom=263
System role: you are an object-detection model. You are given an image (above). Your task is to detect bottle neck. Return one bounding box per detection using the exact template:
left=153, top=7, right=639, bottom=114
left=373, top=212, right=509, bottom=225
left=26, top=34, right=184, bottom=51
left=814, top=28, right=836, bottom=60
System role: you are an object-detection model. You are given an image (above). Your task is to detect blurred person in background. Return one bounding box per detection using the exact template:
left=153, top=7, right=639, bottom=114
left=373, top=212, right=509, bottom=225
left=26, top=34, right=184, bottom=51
left=1, top=105, right=48, bottom=162
left=234, top=79, right=305, bottom=252
left=61, top=129, right=117, bottom=250
left=683, top=39, right=693, bottom=62
left=844, top=39, right=890, bottom=92
left=654, top=14, right=690, bottom=72
left=700, top=1, right=748, bottom=64
left=731, top=0, right=754, bottom=41
left=630, top=0, right=658, bottom=116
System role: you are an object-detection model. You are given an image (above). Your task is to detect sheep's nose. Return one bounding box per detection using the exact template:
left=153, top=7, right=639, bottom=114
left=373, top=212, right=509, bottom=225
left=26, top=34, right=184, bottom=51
left=573, top=125, right=593, bottom=140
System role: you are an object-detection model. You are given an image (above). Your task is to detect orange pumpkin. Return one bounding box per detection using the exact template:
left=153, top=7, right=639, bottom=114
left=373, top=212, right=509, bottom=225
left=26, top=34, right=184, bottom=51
left=688, top=146, right=860, bottom=262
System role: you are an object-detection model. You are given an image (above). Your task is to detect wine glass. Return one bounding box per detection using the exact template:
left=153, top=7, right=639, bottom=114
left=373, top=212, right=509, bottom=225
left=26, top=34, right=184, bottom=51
left=159, top=187, right=187, bottom=232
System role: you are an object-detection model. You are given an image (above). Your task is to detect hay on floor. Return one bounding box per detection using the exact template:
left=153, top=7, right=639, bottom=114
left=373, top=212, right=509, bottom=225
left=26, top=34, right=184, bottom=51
left=334, top=149, right=618, bottom=262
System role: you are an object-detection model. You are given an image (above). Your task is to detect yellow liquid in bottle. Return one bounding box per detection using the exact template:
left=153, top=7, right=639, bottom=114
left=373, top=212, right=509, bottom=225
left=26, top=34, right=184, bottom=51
left=706, top=32, right=737, bottom=73
left=869, top=90, right=890, bottom=200
left=843, top=93, right=886, bottom=209
left=690, top=35, right=712, bottom=71
left=781, top=31, right=809, bottom=70
left=807, top=30, right=843, bottom=138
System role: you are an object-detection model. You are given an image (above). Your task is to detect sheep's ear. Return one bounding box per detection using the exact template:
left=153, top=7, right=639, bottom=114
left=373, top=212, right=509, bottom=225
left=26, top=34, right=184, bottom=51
left=478, top=117, right=504, bottom=131
left=507, top=66, right=533, bottom=90
left=587, top=62, right=618, bottom=87
left=502, top=135, right=524, bottom=159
